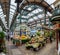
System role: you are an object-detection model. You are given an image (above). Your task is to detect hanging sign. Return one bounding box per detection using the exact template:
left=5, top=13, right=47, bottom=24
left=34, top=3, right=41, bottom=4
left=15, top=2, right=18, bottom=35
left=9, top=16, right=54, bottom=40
left=53, top=24, right=60, bottom=30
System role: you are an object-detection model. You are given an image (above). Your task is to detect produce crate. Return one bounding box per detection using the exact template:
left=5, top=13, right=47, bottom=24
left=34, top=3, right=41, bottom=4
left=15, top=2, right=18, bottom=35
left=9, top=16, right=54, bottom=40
left=26, top=43, right=41, bottom=51
left=21, top=39, right=30, bottom=44
left=12, top=39, right=20, bottom=46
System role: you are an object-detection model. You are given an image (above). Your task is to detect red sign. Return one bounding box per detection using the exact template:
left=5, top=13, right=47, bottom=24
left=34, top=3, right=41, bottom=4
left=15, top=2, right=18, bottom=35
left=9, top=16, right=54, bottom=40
left=53, top=24, right=60, bottom=30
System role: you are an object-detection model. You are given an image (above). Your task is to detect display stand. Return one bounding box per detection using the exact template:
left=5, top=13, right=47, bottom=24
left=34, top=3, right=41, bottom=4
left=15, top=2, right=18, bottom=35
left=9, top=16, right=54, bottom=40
left=51, top=7, right=60, bottom=55
left=53, top=24, right=60, bottom=50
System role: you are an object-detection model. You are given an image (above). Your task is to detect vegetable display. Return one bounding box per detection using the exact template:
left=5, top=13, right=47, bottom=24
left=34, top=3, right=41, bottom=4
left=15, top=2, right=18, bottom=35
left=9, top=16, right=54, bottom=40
left=25, top=36, right=46, bottom=51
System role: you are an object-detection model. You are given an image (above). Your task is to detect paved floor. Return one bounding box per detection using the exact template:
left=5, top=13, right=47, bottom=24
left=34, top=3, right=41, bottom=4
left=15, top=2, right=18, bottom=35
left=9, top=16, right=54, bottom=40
left=6, top=41, right=58, bottom=55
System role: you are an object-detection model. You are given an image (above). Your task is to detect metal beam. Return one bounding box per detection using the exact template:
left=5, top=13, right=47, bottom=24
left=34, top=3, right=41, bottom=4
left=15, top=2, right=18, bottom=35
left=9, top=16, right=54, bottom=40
left=10, top=0, right=25, bottom=29
left=10, top=0, right=53, bottom=30
left=0, top=18, right=6, bottom=31
left=21, top=9, right=31, bottom=12
left=20, top=0, right=53, bottom=13
left=44, top=9, right=46, bottom=25
left=6, top=0, right=11, bottom=28
left=28, top=17, right=48, bottom=24
left=18, top=17, right=28, bottom=20
left=28, top=11, right=43, bottom=19
left=10, top=13, right=18, bottom=29
left=0, top=0, right=11, bottom=28
left=25, top=0, right=30, bottom=4
left=21, top=6, right=40, bottom=15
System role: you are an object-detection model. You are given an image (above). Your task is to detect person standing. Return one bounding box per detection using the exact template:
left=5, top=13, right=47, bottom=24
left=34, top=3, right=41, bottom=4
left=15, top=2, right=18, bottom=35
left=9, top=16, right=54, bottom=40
left=5, top=30, right=10, bottom=41
left=10, top=35, right=13, bottom=41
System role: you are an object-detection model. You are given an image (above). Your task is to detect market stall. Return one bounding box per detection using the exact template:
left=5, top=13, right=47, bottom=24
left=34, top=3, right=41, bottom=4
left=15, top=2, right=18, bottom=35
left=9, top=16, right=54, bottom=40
left=12, top=24, right=31, bottom=46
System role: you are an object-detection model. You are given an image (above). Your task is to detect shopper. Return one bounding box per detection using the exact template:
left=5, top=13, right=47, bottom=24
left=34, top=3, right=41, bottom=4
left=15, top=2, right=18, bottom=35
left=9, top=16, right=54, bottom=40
left=7, top=34, right=10, bottom=41
left=31, top=35, right=33, bottom=38
left=49, top=32, right=52, bottom=43
left=10, top=35, right=13, bottom=41
left=50, top=36, right=52, bottom=43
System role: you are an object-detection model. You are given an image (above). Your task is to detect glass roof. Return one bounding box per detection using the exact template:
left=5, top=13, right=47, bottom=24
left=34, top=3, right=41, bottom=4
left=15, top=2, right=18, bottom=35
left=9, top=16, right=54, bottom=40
left=27, top=8, right=43, bottom=18
left=0, top=0, right=56, bottom=30
left=33, top=16, right=38, bottom=20
left=9, top=0, right=17, bottom=27
left=44, top=0, right=56, bottom=5
left=28, top=18, right=34, bottom=22
left=0, top=5, right=7, bottom=29
left=10, top=0, right=56, bottom=28
left=17, top=4, right=45, bottom=24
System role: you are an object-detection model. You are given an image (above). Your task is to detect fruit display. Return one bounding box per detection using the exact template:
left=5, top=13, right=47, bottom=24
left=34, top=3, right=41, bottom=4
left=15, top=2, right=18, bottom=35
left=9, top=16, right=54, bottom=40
left=25, top=42, right=41, bottom=51
left=25, top=36, right=46, bottom=51
left=32, top=36, right=46, bottom=44
left=13, top=35, right=31, bottom=45
left=36, top=32, right=40, bottom=36
left=20, top=35, right=30, bottom=40
left=20, top=35, right=31, bottom=44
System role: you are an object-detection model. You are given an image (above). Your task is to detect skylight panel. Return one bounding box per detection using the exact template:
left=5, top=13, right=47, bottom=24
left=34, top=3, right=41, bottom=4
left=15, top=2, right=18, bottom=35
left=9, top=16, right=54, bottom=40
left=33, top=16, right=38, bottom=20
left=51, top=4, right=55, bottom=9
left=11, top=0, right=17, bottom=6
left=44, top=0, right=56, bottom=5
left=10, top=12, right=14, bottom=14
left=0, top=5, right=1, bottom=8
left=0, top=5, right=7, bottom=29
left=10, top=9, right=15, bottom=13
left=28, top=7, right=32, bottom=10
left=37, top=8, right=43, bottom=12
left=46, top=22, right=49, bottom=24
left=28, top=13, right=34, bottom=17
left=38, top=14, right=43, bottom=18
left=0, top=14, right=4, bottom=17
left=21, top=20, right=25, bottom=22
left=21, top=16, right=29, bottom=18
left=0, top=12, right=3, bottom=14
left=0, top=16, right=4, bottom=18
left=10, top=5, right=16, bottom=10
left=32, top=10, right=39, bottom=14
left=16, top=19, right=20, bottom=22
left=28, top=18, right=33, bottom=22
left=9, top=0, right=17, bottom=27
left=0, top=9, right=2, bottom=11
left=47, top=12, right=52, bottom=16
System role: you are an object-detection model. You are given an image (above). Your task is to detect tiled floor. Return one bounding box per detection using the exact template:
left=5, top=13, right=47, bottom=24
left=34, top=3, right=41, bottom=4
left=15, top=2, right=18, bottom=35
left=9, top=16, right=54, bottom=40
left=6, top=41, right=58, bottom=55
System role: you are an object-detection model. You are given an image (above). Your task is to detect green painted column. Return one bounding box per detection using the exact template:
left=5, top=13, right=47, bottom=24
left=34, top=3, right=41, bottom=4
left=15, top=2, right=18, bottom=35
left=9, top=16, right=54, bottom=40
left=44, top=9, right=47, bottom=25
left=19, top=16, right=22, bottom=36
left=48, top=16, right=51, bottom=28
